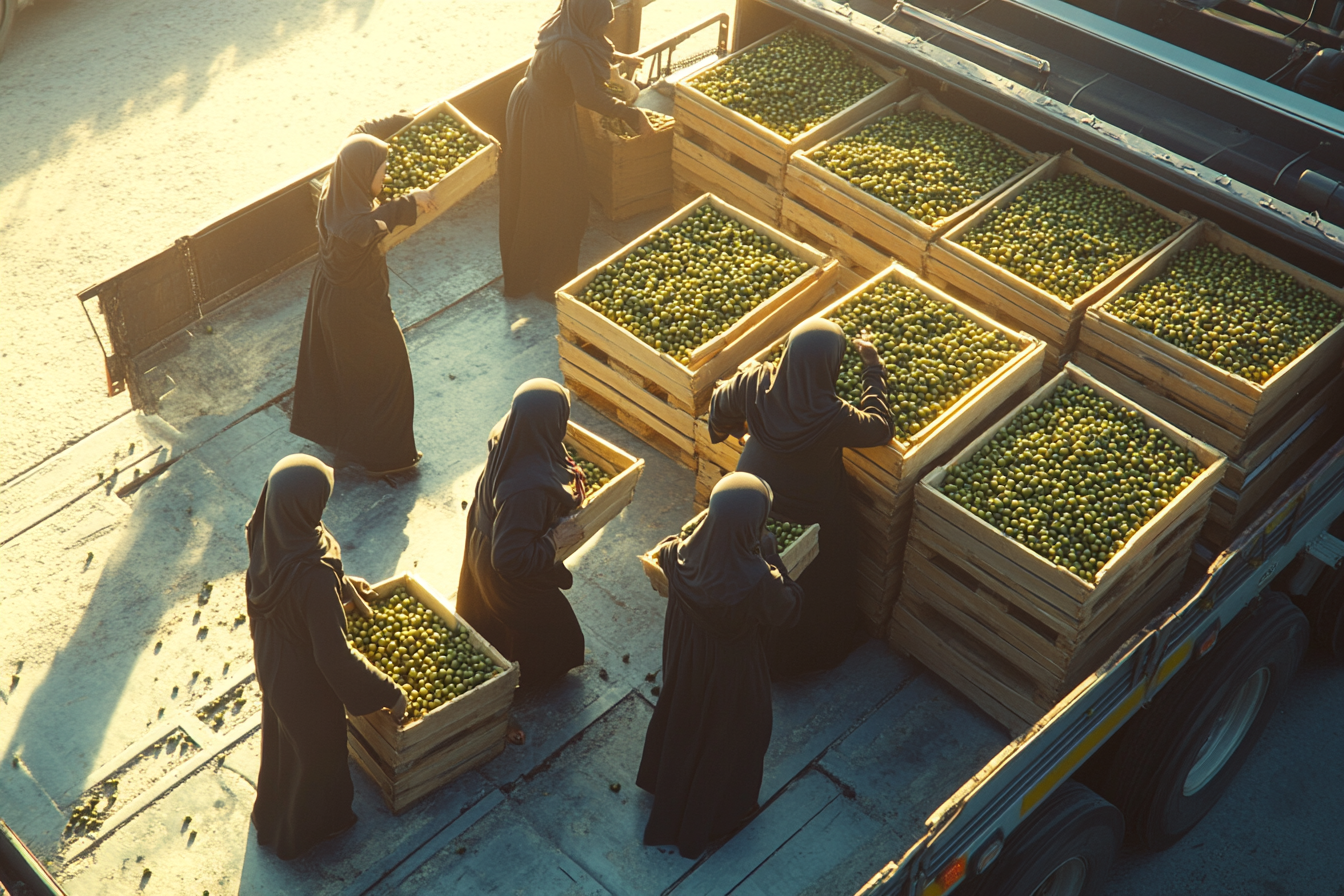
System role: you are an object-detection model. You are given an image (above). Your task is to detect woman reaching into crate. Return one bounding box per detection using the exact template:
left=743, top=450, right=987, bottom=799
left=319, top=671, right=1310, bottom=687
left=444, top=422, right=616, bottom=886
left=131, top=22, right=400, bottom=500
left=290, top=128, right=435, bottom=478
left=708, top=319, right=893, bottom=677
left=457, top=379, right=587, bottom=722
left=637, top=472, right=803, bottom=858
left=498, top=0, right=653, bottom=299
left=245, top=454, right=407, bottom=860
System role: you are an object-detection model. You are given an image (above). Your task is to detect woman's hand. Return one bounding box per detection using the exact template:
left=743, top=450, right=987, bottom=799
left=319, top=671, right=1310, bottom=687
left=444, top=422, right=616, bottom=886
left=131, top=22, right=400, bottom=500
left=550, top=516, right=585, bottom=553
left=632, top=108, right=656, bottom=138
left=854, top=334, right=882, bottom=369
left=389, top=690, right=407, bottom=724
left=412, top=189, right=436, bottom=216
left=614, top=50, right=644, bottom=74
left=342, top=577, right=376, bottom=618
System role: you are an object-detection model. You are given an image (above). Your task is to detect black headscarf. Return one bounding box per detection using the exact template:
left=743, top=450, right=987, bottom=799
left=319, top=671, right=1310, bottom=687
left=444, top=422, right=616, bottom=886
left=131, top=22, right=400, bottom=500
left=536, top=0, right=616, bottom=82
left=744, top=318, right=848, bottom=453
left=673, top=472, right=774, bottom=608
left=245, top=454, right=343, bottom=619
left=318, top=133, right=388, bottom=249
left=484, top=379, right=581, bottom=515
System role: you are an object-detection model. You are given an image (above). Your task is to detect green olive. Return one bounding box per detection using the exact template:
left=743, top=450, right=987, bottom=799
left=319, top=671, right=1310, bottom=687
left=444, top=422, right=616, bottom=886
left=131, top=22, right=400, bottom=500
left=571, top=457, right=612, bottom=497
left=379, top=112, right=483, bottom=201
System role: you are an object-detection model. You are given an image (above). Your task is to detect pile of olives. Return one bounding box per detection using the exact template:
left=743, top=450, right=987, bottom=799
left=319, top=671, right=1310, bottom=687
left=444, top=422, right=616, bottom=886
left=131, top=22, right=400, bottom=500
left=572, top=457, right=611, bottom=497
left=1105, top=243, right=1343, bottom=384
left=347, top=587, right=502, bottom=722
left=958, top=174, right=1180, bottom=301
left=601, top=109, right=673, bottom=139
left=580, top=204, right=811, bottom=364
left=766, top=281, right=1020, bottom=440
left=809, top=109, right=1029, bottom=225
left=680, top=515, right=808, bottom=551
left=940, top=380, right=1201, bottom=582
left=380, top=112, right=484, bottom=200
left=691, top=29, right=887, bottom=140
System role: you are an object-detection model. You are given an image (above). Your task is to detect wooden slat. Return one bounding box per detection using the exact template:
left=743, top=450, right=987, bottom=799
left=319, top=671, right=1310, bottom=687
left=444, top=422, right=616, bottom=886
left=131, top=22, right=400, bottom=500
left=560, top=361, right=695, bottom=468
left=781, top=196, right=894, bottom=278
left=558, top=421, right=646, bottom=562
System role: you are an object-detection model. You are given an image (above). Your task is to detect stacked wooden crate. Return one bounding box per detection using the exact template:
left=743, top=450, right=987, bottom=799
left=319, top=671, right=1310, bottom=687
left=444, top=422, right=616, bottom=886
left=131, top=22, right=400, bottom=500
left=783, top=88, right=1045, bottom=277
left=672, top=26, right=907, bottom=225
left=1075, top=219, right=1344, bottom=546
left=691, top=263, right=1046, bottom=634
left=639, top=512, right=821, bottom=596
left=346, top=574, right=518, bottom=814
left=576, top=106, right=676, bottom=221
left=556, top=194, right=839, bottom=467
left=925, top=150, right=1195, bottom=372
left=889, top=364, right=1226, bottom=732
left=558, top=421, right=647, bottom=561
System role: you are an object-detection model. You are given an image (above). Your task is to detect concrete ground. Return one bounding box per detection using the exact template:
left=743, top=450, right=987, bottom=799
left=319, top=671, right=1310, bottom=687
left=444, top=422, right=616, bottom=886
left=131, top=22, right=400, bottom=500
left=2, top=2, right=1343, bottom=895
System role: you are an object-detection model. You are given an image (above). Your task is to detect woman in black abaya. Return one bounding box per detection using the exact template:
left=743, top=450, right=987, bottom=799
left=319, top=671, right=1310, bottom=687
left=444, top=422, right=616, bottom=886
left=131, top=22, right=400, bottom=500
left=457, top=379, right=587, bottom=695
left=290, top=130, right=434, bottom=476
left=637, top=472, right=803, bottom=858
left=246, top=454, right=406, bottom=860
left=499, top=0, right=653, bottom=298
left=708, top=319, right=893, bottom=677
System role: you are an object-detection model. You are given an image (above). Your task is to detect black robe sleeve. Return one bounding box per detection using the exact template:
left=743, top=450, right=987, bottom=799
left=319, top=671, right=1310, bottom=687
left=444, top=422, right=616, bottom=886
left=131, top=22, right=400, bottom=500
left=303, top=574, right=402, bottom=716
left=490, top=491, right=565, bottom=581
left=559, top=43, right=643, bottom=127
left=707, top=365, right=755, bottom=443
left=351, top=114, right=414, bottom=141
left=832, top=363, right=894, bottom=448
left=755, top=537, right=805, bottom=628
left=372, top=195, right=418, bottom=231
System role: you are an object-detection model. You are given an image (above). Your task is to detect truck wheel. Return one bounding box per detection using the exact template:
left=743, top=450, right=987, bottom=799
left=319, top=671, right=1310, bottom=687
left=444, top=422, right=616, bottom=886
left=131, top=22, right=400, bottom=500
left=1101, top=591, right=1307, bottom=850
left=0, top=0, right=15, bottom=63
left=962, top=781, right=1122, bottom=896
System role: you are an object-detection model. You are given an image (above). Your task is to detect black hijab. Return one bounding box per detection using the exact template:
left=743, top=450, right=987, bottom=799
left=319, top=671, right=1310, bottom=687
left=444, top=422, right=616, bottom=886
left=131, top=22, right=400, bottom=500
left=672, top=472, right=774, bottom=609
left=318, top=133, right=388, bottom=250
left=245, top=454, right=342, bottom=619
left=536, top=0, right=616, bottom=82
left=484, top=379, right=581, bottom=515
left=745, top=318, right=848, bottom=453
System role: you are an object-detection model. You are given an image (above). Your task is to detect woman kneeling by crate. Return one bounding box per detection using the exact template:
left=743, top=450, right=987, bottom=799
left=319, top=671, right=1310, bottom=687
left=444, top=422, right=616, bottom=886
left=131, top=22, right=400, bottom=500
left=498, top=0, right=653, bottom=298
left=709, top=319, right=893, bottom=677
left=457, top=379, right=587, bottom=710
left=638, top=472, right=803, bottom=857
left=245, top=455, right=408, bottom=859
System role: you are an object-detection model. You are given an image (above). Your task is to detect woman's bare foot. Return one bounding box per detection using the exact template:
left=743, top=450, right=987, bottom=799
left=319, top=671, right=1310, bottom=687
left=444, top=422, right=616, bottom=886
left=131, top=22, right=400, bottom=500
left=506, top=721, right=526, bottom=746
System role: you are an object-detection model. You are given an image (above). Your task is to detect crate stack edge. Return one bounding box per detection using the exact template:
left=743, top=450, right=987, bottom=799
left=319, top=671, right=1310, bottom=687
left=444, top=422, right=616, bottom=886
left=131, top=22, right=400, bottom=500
left=556, top=421, right=646, bottom=562
left=888, top=362, right=1227, bottom=732
left=577, top=107, right=676, bottom=221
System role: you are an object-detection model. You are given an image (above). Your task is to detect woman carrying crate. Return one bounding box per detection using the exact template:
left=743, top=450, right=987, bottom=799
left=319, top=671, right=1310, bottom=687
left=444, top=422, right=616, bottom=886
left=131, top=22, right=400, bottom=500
left=245, top=454, right=408, bottom=860
left=457, top=379, right=587, bottom=702
left=708, top=319, right=893, bottom=677
left=637, top=472, right=803, bottom=858
left=290, top=127, right=435, bottom=478
left=498, top=0, right=653, bottom=299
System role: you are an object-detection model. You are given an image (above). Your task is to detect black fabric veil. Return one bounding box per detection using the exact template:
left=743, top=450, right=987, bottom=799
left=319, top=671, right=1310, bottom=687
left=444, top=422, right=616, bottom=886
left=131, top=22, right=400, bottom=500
left=673, top=472, right=774, bottom=609
left=485, top=378, right=581, bottom=515
left=745, top=318, right=848, bottom=453
left=536, top=0, right=616, bottom=81
left=318, top=134, right=389, bottom=249
left=245, top=454, right=343, bottom=619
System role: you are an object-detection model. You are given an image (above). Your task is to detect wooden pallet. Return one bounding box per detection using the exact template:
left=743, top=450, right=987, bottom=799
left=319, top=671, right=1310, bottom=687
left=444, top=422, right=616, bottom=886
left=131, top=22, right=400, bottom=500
left=558, top=421, right=646, bottom=562
left=925, top=150, right=1195, bottom=356
left=1079, top=219, right=1344, bottom=448
left=577, top=107, right=676, bottom=221
left=784, top=89, right=1044, bottom=273
left=672, top=25, right=907, bottom=225
left=639, top=511, right=821, bottom=597
left=346, top=574, right=518, bottom=813
left=556, top=194, right=839, bottom=467
left=780, top=197, right=894, bottom=281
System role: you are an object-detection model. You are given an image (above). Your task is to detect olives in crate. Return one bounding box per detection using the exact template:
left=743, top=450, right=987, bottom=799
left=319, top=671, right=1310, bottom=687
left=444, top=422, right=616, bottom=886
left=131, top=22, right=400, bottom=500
left=940, top=380, right=1201, bottom=582
left=572, top=457, right=611, bottom=497
left=601, top=109, right=673, bottom=138
left=1105, top=243, right=1343, bottom=384
left=809, top=109, right=1029, bottom=225
left=380, top=112, right=484, bottom=200
left=580, top=204, right=811, bottom=365
left=679, top=515, right=806, bottom=551
left=347, top=587, right=502, bottom=722
left=691, top=29, right=887, bottom=140
left=958, top=174, right=1180, bottom=301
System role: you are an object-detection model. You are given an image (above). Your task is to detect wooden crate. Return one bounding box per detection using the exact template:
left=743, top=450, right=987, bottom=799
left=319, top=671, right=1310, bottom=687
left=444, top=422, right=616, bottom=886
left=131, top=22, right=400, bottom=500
left=784, top=89, right=1045, bottom=274
left=558, top=421, right=646, bottom=562
left=310, top=101, right=499, bottom=253
left=346, top=573, right=518, bottom=814
left=577, top=107, right=676, bottom=221
left=639, top=510, right=821, bottom=597
left=672, top=25, right=908, bottom=225
left=925, top=150, right=1195, bottom=356
left=889, top=363, right=1225, bottom=729
left=556, top=193, right=839, bottom=467
left=1079, top=219, right=1344, bottom=448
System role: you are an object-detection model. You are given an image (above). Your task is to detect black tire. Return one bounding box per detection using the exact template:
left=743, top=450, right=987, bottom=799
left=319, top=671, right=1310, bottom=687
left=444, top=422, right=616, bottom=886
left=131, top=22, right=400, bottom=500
left=1099, top=591, right=1308, bottom=850
left=961, top=781, right=1122, bottom=896
left=0, top=0, right=15, bottom=64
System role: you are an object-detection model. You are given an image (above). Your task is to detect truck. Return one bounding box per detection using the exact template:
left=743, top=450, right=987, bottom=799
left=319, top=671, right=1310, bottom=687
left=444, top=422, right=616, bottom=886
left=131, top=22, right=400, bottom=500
left=25, top=0, right=1344, bottom=894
